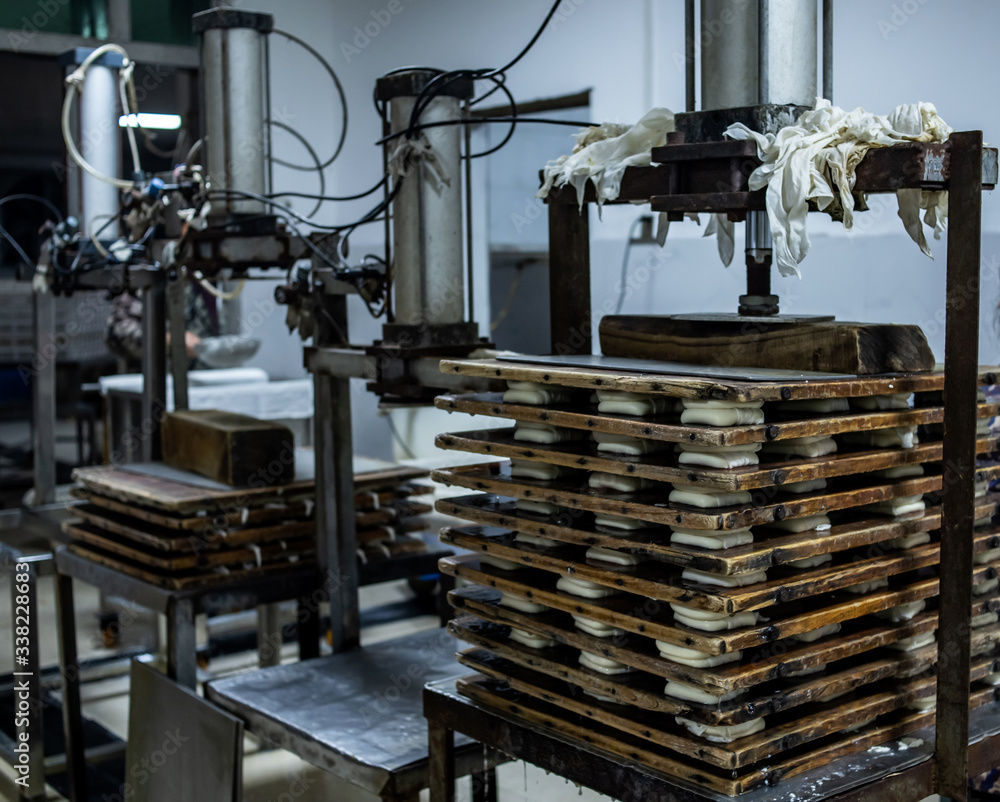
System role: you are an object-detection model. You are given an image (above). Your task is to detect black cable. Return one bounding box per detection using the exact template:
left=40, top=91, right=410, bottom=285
left=268, top=118, right=325, bottom=217
left=483, top=0, right=564, bottom=78
left=376, top=115, right=593, bottom=147
left=0, top=223, right=33, bottom=272
left=270, top=28, right=348, bottom=171
left=265, top=176, right=387, bottom=203
left=468, top=77, right=519, bottom=159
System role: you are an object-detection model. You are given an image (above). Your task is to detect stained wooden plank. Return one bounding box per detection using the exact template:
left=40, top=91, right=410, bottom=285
left=69, top=504, right=315, bottom=551
left=440, top=525, right=946, bottom=614
left=431, top=461, right=1000, bottom=530
left=450, top=618, right=942, bottom=725
left=64, top=523, right=313, bottom=572
left=437, top=555, right=956, bottom=655
left=437, top=359, right=1000, bottom=403
left=437, top=494, right=1000, bottom=576
left=66, top=541, right=315, bottom=590
left=435, top=392, right=999, bottom=447
left=435, top=429, right=998, bottom=492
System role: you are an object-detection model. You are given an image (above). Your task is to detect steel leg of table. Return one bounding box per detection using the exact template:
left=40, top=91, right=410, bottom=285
left=428, top=722, right=455, bottom=802
left=12, top=561, right=45, bottom=801
left=297, top=596, right=321, bottom=661
left=257, top=603, right=282, bottom=668
left=55, top=572, right=87, bottom=802
left=471, top=753, right=498, bottom=802
left=166, top=597, right=197, bottom=688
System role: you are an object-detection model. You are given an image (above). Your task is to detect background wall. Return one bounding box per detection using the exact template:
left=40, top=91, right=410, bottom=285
left=224, top=0, right=1000, bottom=458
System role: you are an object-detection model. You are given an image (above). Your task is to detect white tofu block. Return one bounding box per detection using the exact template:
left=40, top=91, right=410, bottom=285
left=766, top=514, right=832, bottom=534
left=594, top=513, right=649, bottom=531
left=588, top=472, right=657, bottom=493
left=672, top=609, right=759, bottom=632
left=849, top=393, right=911, bottom=410
left=680, top=407, right=765, bottom=426
left=975, top=577, right=1000, bottom=596
left=682, top=568, right=767, bottom=587
left=593, top=432, right=667, bottom=455
left=975, top=548, right=1000, bottom=565
left=514, top=421, right=582, bottom=444
left=677, top=450, right=760, bottom=469
left=669, top=485, right=752, bottom=508
left=841, top=426, right=918, bottom=449
left=655, top=641, right=743, bottom=667
left=556, top=576, right=618, bottom=599
left=515, top=532, right=559, bottom=548
left=578, top=651, right=633, bottom=674
left=499, top=593, right=547, bottom=613
left=787, top=553, right=834, bottom=569
left=873, top=464, right=925, bottom=479
left=888, top=632, right=936, bottom=652
left=510, top=459, right=568, bottom=481
left=875, top=600, right=926, bottom=622
left=862, top=495, right=926, bottom=517
left=779, top=479, right=828, bottom=494
left=572, top=615, right=623, bottom=638
left=664, top=680, right=745, bottom=705
left=890, top=532, right=932, bottom=549
left=585, top=546, right=640, bottom=566
left=596, top=390, right=681, bottom=417
left=843, top=578, right=889, bottom=594
left=670, top=527, right=754, bottom=549
left=509, top=628, right=557, bottom=649
left=675, top=716, right=765, bottom=743
left=515, top=499, right=560, bottom=515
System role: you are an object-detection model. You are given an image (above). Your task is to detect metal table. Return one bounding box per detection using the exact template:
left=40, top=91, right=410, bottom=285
left=206, top=627, right=497, bottom=802
left=424, top=678, right=1000, bottom=802
left=54, top=546, right=324, bottom=801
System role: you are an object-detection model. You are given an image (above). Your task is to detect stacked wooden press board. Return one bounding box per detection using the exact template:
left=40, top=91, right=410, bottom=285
left=66, top=459, right=434, bottom=590
left=430, top=358, right=1000, bottom=796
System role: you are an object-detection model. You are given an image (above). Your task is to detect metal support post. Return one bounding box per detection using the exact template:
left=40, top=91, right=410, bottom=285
left=31, top=281, right=57, bottom=505
left=55, top=572, right=87, bottom=802
left=313, top=294, right=359, bottom=652
left=547, top=203, right=591, bottom=355
left=936, top=129, right=983, bottom=801
left=140, top=274, right=167, bottom=461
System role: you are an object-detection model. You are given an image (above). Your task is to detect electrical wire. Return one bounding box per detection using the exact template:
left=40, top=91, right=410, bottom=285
left=268, top=119, right=325, bottom=217
left=375, top=115, right=594, bottom=147
left=62, top=44, right=141, bottom=189
left=270, top=28, right=348, bottom=172
left=614, top=217, right=645, bottom=315
left=468, top=77, right=518, bottom=159
left=193, top=271, right=247, bottom=301
left=265, top=176, right=388, bottom=203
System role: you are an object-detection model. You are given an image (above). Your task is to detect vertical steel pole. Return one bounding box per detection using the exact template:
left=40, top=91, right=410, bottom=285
left=822, top=0, right=834, bottom=103
left=140, top=276, right=167, bottom=462
left=55, top=571, right=86, bottom=802
left=684, top=0, right=696, bottom=112
left=313, top=294, right=359, bottom=652
left=31, top=281, right=57, bottom=505
left=547, top=202, right=591, bottom=355
left=936, top=130, right=983, bottom=801
left=167, top=271, right=189, bottom=411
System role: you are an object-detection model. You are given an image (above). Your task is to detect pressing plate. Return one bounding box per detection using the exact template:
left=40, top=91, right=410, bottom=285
left=497, top=353, right=855, bottom=382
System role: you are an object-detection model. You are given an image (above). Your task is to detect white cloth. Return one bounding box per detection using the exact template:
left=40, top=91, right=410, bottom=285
left=725, top=99, right=953, bottom=276
left=537, top=108, right=675, bottom=209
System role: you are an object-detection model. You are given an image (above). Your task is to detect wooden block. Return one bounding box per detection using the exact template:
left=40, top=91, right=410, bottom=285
left=161, top=409, right=295, bottom=488
left=598, top=316, right=936, bottom=375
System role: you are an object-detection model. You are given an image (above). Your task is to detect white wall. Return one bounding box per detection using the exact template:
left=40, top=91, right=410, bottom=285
left=223, top=0, right=1000, bottom=457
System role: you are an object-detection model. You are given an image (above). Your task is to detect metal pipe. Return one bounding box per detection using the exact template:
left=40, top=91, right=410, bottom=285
left=464, top=99, right=475, bottom=326
left=757, top=0, right=769, bottom=104
left=822, top=0, right=834, bottom=102
left=140, top=275, right=166, bottom=462
left=194, top=9, right=273, bottom=216
left=387, top=93, right=466, bottom=325
left=684, top=0, right=696, bottom=111
left=80, top=63, right=121, bottom=237
left=700, top=0, right=758, bottom=109
left=31, top=276, right=56, bottom=506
